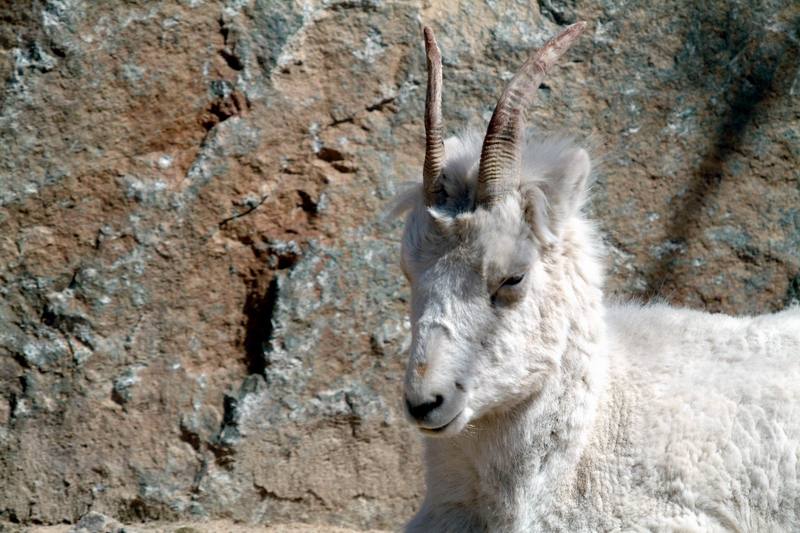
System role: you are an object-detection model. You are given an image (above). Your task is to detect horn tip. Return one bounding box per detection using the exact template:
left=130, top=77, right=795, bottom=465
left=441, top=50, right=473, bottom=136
left=568, top=21, right=588, bottom=36
left=546, top=20, right=587, bottom=56
left=423, top=26, right=441, bottom=58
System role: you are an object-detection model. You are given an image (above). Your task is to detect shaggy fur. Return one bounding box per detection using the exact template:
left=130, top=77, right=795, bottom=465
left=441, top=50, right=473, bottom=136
left=396, top=130, right=800, bottom=532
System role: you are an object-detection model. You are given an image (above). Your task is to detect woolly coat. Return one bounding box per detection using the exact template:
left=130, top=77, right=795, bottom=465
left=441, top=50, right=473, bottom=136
left=403, top=134, right=800, bottom=532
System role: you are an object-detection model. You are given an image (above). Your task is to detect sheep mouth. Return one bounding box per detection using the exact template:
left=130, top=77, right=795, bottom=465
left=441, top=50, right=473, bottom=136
left=419, top=410, right=463, bottom=435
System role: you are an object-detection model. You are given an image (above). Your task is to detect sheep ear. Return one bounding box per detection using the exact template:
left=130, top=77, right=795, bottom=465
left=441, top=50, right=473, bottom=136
left=524, top=148, right=591, bottom=243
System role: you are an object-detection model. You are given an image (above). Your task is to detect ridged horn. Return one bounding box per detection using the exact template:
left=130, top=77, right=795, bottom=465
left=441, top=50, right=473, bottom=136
left=422, top=26, right=445, bottom=207
left=475, top=22, right=586, bottom=208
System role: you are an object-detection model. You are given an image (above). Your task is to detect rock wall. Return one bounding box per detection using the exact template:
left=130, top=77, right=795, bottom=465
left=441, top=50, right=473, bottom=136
left=1, top=0, right=798, bottom=529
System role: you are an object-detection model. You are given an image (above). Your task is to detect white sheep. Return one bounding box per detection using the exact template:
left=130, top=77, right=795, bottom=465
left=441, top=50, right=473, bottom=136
left=396, top=22, right=800, bottom=532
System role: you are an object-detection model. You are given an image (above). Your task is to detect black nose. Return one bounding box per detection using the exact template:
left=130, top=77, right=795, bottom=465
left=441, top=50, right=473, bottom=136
left=406, top=394, right=444, bottom=421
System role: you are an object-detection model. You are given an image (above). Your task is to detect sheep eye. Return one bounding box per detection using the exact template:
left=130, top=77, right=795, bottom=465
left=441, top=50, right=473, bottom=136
left=501, top=275, right=524, bottom=288
left=490, top=274, right=526, bottom=306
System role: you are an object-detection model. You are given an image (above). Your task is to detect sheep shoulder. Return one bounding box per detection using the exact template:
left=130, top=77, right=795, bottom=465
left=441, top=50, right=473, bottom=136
left=581, top=304, right=800, bottom=531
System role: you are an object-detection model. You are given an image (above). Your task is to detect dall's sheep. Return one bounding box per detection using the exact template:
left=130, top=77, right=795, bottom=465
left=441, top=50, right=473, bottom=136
left=395, top=22, right=800, bottom=532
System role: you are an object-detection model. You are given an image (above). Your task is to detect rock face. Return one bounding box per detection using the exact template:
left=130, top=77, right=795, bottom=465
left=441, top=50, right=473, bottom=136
left=0, top=0, right=798, bottom=529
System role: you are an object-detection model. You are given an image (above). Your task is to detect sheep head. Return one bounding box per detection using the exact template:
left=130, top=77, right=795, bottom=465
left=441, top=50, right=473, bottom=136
left=400, top=22, right=593, bottom=437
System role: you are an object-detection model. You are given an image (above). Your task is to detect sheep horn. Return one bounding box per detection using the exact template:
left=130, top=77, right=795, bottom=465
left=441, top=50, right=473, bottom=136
left=475, top=22, right=586, bottom=208
left=423, top=26, right=445, bottom=207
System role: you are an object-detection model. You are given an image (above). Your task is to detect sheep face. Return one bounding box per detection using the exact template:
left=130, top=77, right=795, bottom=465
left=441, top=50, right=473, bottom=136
left=400, top=144, right=590, bottom=437
left=401, top=23, right=589, bottom=437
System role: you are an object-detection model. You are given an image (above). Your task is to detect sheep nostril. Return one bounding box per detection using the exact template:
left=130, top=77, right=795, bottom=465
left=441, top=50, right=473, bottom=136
left=406, top=394, right=445, bottom=421
left=455, top=381, right=465, bottom=391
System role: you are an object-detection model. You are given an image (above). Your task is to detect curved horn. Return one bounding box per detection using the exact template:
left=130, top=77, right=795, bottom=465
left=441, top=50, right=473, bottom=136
left=475, top=22, right=586, bottom=208
left=423, top=26, right=445, bottom=206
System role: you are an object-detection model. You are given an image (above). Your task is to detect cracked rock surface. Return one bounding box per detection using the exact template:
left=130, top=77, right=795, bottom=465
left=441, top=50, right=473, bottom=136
left=1, top=0, right=798, bottom=530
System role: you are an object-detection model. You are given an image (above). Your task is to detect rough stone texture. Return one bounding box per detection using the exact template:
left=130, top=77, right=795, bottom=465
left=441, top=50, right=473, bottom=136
left=7, top=515, right=388, bottom=532
left=0, top=0, right=798, bottom=530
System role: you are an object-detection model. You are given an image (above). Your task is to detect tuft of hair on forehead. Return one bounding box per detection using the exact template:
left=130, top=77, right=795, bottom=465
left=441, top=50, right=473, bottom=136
left=390, top=129, right=595, bottom=232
